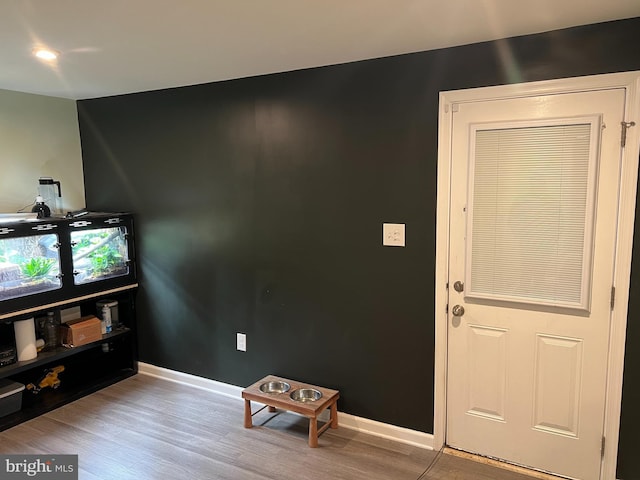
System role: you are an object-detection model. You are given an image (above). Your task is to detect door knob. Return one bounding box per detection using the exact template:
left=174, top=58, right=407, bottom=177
left=452, top=305, right=465, bottom=317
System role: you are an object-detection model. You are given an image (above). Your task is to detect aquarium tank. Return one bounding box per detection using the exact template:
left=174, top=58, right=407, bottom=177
left=0, top=233, right=62, bottom=301
left=71, top=226, right=130, bottom=285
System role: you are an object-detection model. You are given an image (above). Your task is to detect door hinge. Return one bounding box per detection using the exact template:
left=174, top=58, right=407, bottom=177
left=610, top=286, right=616, bottom=310
left=601, top=436, right=606, bottom=457
left=621, top=121, right=636, bottom=148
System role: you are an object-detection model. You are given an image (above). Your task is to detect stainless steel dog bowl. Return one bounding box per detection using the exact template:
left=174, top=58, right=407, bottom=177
left=289, top=388, right=323, bottom=402
left=259, top=381, right=291, bottom=394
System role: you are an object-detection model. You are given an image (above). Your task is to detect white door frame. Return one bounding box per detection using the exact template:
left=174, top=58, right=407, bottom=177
left=434, top=71, right=640, bottom=480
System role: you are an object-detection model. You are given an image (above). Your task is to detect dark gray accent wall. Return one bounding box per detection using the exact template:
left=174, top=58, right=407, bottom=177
left=78, top=18, right=640, bottom=478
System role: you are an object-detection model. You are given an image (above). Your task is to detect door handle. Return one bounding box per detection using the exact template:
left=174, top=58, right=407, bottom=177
left=452, top=305, right=465, bottom=317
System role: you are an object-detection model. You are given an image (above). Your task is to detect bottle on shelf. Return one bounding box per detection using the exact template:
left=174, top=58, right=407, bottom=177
left=44, top=311, right=58, bottom=350
left=102, top=305, right=112, bottom=334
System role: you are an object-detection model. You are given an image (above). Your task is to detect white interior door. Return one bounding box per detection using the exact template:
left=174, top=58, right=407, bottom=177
left=446, top=88, right=625, bottom=480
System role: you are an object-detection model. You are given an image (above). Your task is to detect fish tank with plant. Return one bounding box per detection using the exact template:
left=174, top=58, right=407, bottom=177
left=0, top=233, right=62, bottom=301
left=71, top=226, right=130, bottom=285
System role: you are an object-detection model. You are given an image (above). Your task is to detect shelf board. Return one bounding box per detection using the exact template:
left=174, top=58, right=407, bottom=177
left=0, top=327, right=131, bottom=378
left=0, top=283, right=138, bottom=321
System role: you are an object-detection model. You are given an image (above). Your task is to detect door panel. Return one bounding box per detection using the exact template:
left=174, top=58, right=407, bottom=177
left=532, top=334, right=582, bottom=437
left=467, top=324, right=508, bottom=421
left=446, top=88, right=625, bottom=480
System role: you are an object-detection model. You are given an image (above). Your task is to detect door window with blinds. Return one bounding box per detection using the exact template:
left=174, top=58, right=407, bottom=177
left=465, top=116, right=602, bottom=311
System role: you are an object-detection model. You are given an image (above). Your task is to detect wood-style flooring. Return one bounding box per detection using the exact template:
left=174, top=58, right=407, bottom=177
left=0, top=374, right=537, bottom=480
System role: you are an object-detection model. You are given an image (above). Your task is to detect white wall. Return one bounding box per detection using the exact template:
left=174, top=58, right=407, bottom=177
left=0, top=89, right=85, bottom=214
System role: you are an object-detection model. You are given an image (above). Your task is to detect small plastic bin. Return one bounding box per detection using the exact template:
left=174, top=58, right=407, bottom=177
left=0, top=379, right=25, bottom=417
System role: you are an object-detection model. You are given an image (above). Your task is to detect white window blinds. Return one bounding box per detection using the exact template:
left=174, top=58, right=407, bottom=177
left=467, top=117, right=600, bottom=310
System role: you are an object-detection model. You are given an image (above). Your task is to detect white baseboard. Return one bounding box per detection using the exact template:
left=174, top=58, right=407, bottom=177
left=138, top=362, right=245, bottom=398
left=336, top=412, right=434, bottom=449
left=138, top=362, right=434, bottom=450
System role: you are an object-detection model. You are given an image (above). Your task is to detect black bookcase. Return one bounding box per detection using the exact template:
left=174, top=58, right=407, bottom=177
left=0, top=212, right=138, bottom=431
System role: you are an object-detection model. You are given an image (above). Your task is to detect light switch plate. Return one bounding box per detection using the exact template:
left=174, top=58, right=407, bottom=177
left=383, top=223, right=405, bottom=247
left=236, top=333, right=246, bottom=352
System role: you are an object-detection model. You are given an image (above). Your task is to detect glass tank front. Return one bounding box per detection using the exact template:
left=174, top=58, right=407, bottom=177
left=0, top=233, right=62, bottom=301
left=71, top=226, right=130, bottom=285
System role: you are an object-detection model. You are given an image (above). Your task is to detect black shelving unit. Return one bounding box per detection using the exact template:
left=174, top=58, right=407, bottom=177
left=0, top=213, right=139, bottom=431
left=0, top=288, right=138, bottom=431
left=2, top=328, right=131, bottom=377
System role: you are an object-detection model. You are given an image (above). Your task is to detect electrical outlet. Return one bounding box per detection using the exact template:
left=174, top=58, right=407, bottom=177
left=383, top=223, right=405, bottom=247
left=236, top=333, right=247, bottom=352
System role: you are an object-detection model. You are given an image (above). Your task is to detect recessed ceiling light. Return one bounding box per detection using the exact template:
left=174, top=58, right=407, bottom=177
left=32, top=47, right=60, bottom=61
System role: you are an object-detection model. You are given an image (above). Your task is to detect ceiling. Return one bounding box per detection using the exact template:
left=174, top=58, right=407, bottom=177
left=2, top=1, right=639, bottom=100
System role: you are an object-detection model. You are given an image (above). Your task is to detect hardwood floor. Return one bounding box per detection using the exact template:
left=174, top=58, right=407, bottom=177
left=0, top=374, right=538, bottom=480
